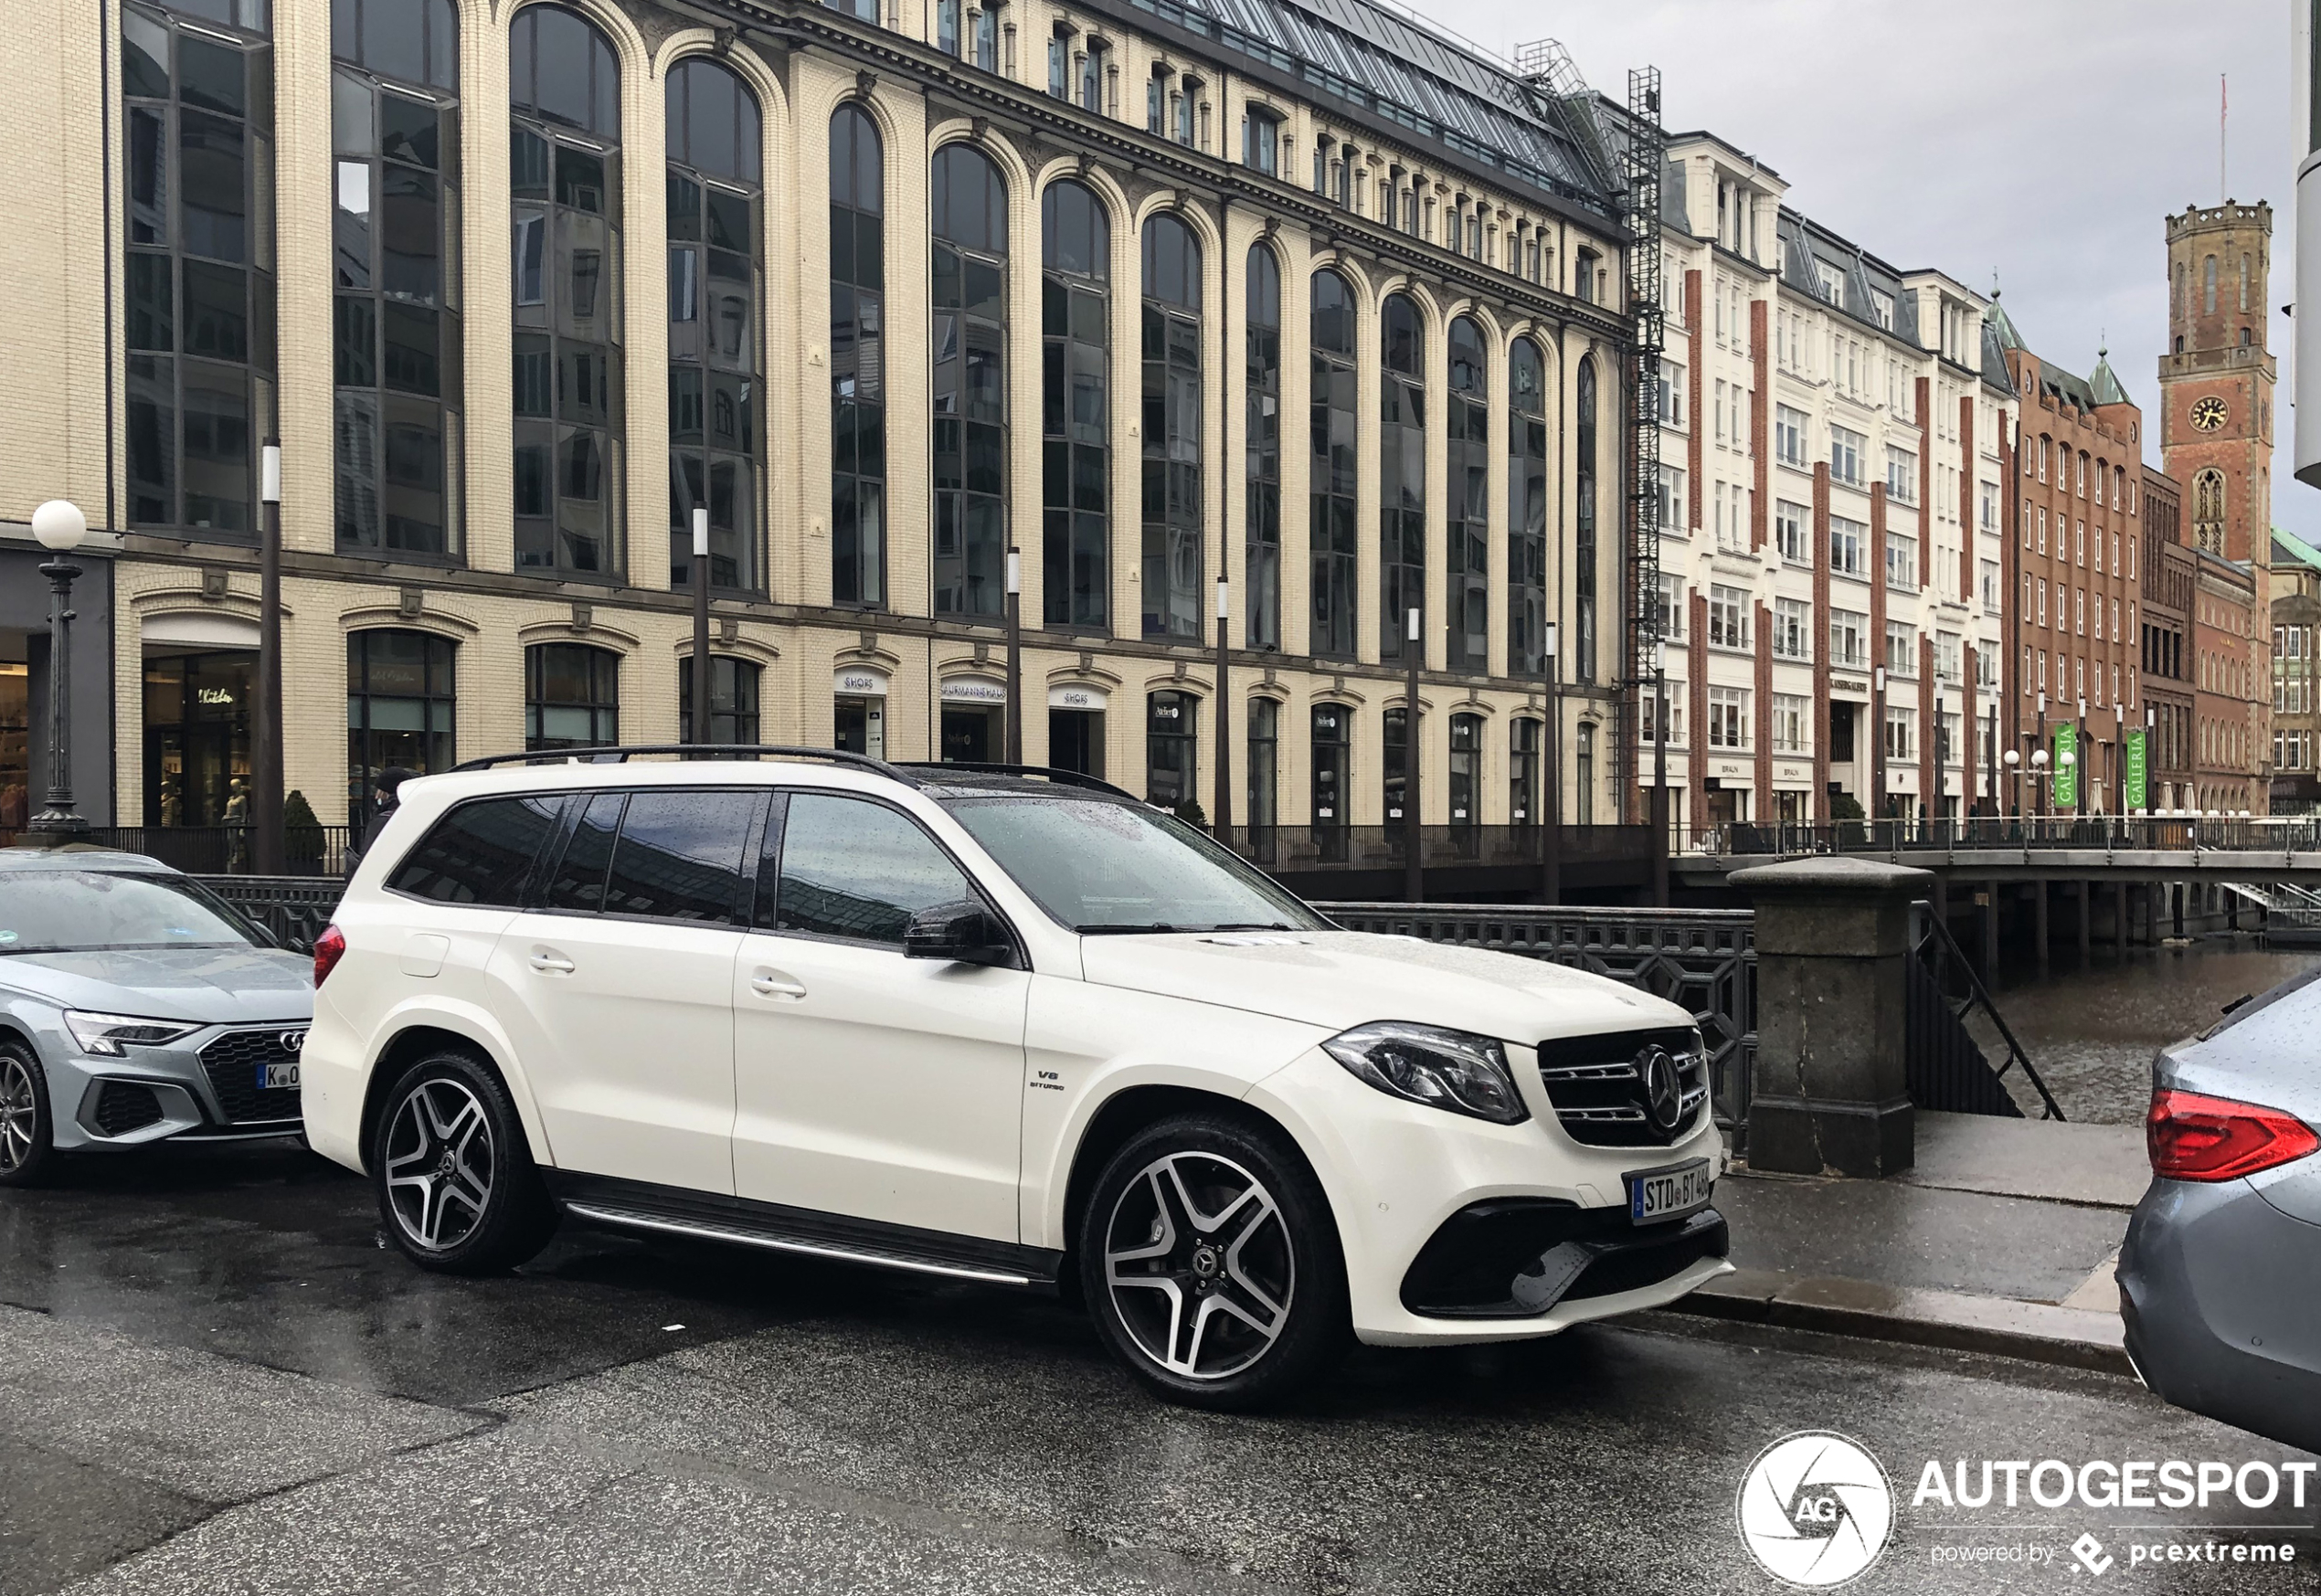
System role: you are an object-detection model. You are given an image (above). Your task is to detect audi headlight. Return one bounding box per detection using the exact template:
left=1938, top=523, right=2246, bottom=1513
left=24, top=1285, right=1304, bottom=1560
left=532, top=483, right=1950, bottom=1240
left=64, top=1011, right=200, bottom=1057
left=1322, top=1020, right=1529, bottom=1125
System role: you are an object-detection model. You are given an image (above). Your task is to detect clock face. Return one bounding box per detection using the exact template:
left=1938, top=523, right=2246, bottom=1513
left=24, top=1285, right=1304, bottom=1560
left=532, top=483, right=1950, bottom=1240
left=2190, top=396, right=2229, bottom=433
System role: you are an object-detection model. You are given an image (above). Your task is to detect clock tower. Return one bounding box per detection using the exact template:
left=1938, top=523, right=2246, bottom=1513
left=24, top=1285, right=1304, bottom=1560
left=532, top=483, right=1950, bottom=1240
left=2159, top=202, right=2274, bottom=562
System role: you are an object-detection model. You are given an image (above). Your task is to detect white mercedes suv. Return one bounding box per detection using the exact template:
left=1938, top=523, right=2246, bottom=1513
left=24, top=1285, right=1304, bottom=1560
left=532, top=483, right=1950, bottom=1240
left=303, top=748, right=1731, bottom=1408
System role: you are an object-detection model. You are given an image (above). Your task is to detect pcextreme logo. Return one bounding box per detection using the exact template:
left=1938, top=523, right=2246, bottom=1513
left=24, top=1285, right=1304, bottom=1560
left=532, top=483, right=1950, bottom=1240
left=1735, top=1431, right=1896, bottom=1588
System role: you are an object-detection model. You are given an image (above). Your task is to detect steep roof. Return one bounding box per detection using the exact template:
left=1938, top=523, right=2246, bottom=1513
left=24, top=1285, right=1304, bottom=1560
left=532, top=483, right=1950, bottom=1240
left=2276, top=531, right=2321, bottom=576
left=2089, top=351, right=2131, bottom=407
left=1986, top=292, right=2028, bottom=353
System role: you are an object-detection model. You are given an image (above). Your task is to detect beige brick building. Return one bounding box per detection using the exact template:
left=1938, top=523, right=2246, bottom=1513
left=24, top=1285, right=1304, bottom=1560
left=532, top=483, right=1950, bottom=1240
left=2, top=0, right=1630, bottom=848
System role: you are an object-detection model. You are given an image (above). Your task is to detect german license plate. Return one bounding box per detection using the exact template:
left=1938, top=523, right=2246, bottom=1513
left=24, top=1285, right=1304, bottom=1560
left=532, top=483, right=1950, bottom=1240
left=258, top=1062, right=301, bottom=1092
left=1627, top=1158, right=1712, bottom=1226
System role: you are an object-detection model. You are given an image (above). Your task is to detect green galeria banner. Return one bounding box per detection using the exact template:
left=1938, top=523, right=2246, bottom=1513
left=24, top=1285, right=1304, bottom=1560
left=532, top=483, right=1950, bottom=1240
left=2053, top=724, right=2079, bottom=809
left=2125, top=728, right=2148, bottom=811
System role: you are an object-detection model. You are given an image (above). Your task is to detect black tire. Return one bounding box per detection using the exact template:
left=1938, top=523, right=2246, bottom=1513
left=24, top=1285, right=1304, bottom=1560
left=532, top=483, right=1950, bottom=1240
left=1078, top=1110, right=1350, bottom=1411
left=0, top=1039, right=56, bottom=1189
left=370, top=1049, right=557, bottom=1275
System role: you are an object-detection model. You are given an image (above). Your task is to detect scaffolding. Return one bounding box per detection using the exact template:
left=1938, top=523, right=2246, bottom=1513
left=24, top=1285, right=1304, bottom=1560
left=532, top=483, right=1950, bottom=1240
left=1621, top=67, right=1665, bottom=819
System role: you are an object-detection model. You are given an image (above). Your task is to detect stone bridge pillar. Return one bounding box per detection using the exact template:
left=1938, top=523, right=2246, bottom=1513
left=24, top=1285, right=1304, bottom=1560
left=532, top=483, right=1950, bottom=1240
left=1730, top=856, right=1933, bottom=1178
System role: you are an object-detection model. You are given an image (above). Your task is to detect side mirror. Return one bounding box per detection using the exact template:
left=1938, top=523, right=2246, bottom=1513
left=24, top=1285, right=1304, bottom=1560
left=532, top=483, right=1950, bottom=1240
left=903, top=901, right=1017, bottom=968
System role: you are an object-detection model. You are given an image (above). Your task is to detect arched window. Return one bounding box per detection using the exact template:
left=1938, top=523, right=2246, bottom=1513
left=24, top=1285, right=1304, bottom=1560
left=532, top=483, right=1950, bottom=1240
left=830, top=102, right=885, bottom=608
left=1509, top=337, right=1549, bottom=677
left=666, top=58, right=761, bottom=593
left=931, top=143, right=1008, bottom=617
left=679, top=655, right=761, bottom=743
left=1140, top=212, right=1203, bottom=640
left=525, top=641, right=620, bottom=750
left=1509, top=715, right=1541, bottom=826
left=2202, top=254, right=2217, bottom=316
left=123, top=0, right=277, bottom=538
left=1041, top=179, right=1109, bottom=629
left=347, top=629, right=455, bottom=828
left=332, top=0, right=460, bottom=558
left=1309, top=268, right=1358, bottom=659
left=2192, top=468, right=2224, bottom=554
left=1146, top=690, right=1198, bottom=813
left=1574, top=354, right=1597, bottom=683
left=1447, top=711, right=1481, bottom=827
left=1446, top=314, right=1488, bottom=671
left=1379, top=291, right=1425, bottom=660
left=510, top=5, right=622, bottom=577
left=1245, top=244, right=1282, bottom=650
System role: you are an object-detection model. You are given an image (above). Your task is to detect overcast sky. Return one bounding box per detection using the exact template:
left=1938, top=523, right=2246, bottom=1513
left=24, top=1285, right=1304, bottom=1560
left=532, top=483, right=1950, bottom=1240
left=1425, top=0, right=2314, bottom=544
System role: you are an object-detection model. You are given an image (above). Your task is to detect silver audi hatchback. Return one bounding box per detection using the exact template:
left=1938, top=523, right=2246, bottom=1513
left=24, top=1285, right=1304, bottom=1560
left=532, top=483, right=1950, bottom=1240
left=0, top=849, right=313, bottom=1184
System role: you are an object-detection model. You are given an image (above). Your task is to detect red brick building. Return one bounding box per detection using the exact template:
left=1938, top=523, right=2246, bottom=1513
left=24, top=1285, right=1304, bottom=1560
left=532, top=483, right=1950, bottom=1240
left=2137, top=468, right=2195, bottom=808
left=1990, top=301, right=2143, bottom=810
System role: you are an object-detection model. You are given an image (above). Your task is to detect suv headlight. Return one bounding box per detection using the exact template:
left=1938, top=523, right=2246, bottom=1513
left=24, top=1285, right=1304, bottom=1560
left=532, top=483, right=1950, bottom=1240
left=1322, top=1021, right=1529, bottom=1125
left=64, top=1011, right=200, bottom=1057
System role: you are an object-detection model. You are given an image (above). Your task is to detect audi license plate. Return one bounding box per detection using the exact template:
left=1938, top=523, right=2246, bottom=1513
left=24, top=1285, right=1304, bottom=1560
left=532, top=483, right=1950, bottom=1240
left=258, top=1061, right=301, bottom=1092
left=1626, top=1158, right=1712, bottom=1226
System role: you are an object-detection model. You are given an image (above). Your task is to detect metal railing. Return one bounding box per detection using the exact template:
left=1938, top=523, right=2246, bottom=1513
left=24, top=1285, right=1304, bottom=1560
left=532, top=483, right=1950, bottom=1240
left=198, top=875, right=344, bottom=954
left=5, top=825, right=354, bottom=876
left=1906, top=905, right=2062, bottom=1120
left=1686, top=814, right=2321, bottom=858
left=1318, top=901, right=1756, bottom=1145
left=1218, top=824, right=1651, bottom=873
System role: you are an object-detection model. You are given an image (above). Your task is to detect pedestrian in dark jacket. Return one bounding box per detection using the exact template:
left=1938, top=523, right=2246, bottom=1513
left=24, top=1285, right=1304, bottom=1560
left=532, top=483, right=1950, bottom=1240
left=346, top=766, right=415, bottom=878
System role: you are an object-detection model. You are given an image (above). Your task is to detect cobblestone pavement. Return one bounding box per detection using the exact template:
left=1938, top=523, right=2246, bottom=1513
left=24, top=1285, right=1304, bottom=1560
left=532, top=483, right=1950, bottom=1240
left=1, top=1143, right=2313, bottom=1595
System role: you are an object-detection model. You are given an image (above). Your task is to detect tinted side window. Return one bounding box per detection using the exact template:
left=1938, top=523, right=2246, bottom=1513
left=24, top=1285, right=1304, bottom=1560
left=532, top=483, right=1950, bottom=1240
left=770, top=794, right=972, bottom=946
left=600, top=790, right=759, bottom=923
left=388, top=796, right=561, bottom=904
left=543, top=792, right=623, bottom=913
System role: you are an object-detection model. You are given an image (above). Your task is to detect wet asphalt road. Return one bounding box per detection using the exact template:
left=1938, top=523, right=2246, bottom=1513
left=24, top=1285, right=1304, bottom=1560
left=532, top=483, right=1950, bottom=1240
left=3, top=1143, right=2316, bottom=1596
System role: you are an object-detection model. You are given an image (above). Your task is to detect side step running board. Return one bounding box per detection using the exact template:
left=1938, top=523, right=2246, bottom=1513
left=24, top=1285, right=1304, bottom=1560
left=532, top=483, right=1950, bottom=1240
left=561, top=1200, right=1039, bottom=1287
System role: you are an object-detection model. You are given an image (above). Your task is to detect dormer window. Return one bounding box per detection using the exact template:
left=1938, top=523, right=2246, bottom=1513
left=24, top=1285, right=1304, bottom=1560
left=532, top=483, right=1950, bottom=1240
left=1147, top=64, right=1167, bottom=134
left=1242, top=105, right=1279, bottom=174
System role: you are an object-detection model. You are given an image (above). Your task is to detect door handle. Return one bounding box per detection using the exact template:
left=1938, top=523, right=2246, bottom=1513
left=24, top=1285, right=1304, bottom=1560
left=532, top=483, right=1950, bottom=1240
left=529, top=950, right=577, bottom=975
left=749, top=969, right=807, bottom=999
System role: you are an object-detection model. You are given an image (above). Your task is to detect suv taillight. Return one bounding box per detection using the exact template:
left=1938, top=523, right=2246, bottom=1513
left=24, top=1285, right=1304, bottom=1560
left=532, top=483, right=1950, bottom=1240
left=2147, top=1088, right=2319, bottom=1181
left=313, top=924, right=347, bottom=988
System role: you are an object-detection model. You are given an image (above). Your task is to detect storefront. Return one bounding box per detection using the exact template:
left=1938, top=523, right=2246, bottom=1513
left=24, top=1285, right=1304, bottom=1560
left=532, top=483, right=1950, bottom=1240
left=1046, top=681, right=1106, bottom=777
left=833, top=666, right=887, bottom=759
left=939, top=676, right=1006, bottom=763
left=143, top=650, right=254, bottom=828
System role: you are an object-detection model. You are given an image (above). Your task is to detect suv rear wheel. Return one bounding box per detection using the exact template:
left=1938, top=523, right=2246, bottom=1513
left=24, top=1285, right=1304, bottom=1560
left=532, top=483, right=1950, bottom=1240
left=0, top=1041, right=54, bottom=1188
left=1079, top=1111, right=1350, bottom=1411
left=372, top=1050, right=557, bottom=1274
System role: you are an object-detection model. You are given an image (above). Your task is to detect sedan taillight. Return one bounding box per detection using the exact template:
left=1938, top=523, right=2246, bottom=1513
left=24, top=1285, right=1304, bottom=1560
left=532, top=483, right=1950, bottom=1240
left=313, top=924, right=347, bottom=988
left=2147, top=1088, right=2320, bottom=1182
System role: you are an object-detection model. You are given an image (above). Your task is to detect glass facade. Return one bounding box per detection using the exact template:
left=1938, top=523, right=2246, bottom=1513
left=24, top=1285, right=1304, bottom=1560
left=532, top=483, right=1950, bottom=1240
left=1309, top=269, right=1358, bottom=659
left=830, top=102, right=885, bottom=606
left=510, top=5, right=622, bottom=577
left=122, top=0, right=277, bottom=538
left=931, top=143, right=1008, bottom=618
left=1245, top=245, right=1282, bottom=650
left=1041, top=180, right=1109, bottom=629
left=1140, top=213, right=1203, bottom=641
left=1379, top=292, right=1425, bottom=660
left=665, top=58, right=762, bottom=592
left=346, top=629, right=454, bottom=828
left=1446, top=314, right=1488, bottom=671
left=1508, top=338, right=1549, bottom=676
left=331, top=0, right=460, bottom=558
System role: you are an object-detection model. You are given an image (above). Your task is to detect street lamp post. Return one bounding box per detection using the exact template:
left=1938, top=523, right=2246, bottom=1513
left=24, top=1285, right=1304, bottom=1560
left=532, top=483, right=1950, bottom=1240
left=1003, top=546, right=1023, bottom=765
left=1403, top=605, right=1421, bottom=904
left=1213, top=576, right=1230, bottom=842
left=1651, top=638, right=1669, bottom=908
left=691, top=507, right=711, bottom=753
left=253, top=441, right=283, bottom=873
left=26, top=501, right=90, bottom=840
left=2036, top=692, right=2050, bottom=821
left=1872, top=664, right=1888, bottom=840
left=1541, top=620, right=1560, bottom=905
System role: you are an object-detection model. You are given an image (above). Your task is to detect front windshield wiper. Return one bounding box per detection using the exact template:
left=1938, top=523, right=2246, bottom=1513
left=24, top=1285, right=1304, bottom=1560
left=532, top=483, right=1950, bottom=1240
left=1074, top=922, right=1300, bottom=935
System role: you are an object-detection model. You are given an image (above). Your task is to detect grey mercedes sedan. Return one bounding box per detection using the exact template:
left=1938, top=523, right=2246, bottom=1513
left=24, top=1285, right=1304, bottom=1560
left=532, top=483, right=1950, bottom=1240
left=0, top=849, right=313, bottom=1185
left=2119, top=963, right=2321, bottom=1453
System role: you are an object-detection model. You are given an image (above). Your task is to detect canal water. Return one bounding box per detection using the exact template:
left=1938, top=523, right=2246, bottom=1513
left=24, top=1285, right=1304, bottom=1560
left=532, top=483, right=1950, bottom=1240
left=1976, top=935, right=2321, bottom=1125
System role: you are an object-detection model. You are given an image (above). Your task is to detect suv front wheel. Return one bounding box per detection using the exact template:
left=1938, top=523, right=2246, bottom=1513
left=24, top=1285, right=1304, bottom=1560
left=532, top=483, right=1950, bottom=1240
left=372, top=1050, right=557, bottom=1274
left=1080, top=1111, right=1350, bottom=1411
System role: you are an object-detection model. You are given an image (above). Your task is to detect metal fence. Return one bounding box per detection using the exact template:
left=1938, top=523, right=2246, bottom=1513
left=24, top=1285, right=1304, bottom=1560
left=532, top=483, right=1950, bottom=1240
left=4, top=826, right=354, bottom=876
left=1688, top=815, right=2321, bottom=858
left=1216, top=824, right=1650, bottom=874
left=1316, top=902, right=1756, bottom=1145
left=197, top=875, right=344, bottom=953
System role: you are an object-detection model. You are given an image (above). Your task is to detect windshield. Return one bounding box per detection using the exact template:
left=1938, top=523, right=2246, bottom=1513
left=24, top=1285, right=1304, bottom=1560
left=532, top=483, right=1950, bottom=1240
left=942, top=796, right=1329, bottom=934
left=0, top=871, right=268, bottom=954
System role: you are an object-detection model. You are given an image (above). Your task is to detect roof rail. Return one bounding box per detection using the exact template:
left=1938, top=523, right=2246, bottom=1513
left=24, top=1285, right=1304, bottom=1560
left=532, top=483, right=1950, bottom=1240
left=450, top=745, right=921, bottom=785
left=891, top=760, right=1144, bottom=803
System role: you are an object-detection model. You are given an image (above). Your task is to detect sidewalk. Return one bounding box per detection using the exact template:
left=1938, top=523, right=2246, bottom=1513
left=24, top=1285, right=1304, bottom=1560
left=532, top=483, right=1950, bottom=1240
left=1677, top=1111, right=2145, bottom=1375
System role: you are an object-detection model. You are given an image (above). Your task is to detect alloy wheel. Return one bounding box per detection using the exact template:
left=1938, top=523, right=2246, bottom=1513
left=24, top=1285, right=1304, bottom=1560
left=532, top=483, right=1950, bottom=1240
left=0, top=1057, right=35, bottom=1173
left=1103, top=1150, right=1295, bottom=1380
left=383, top=1077, right=495, bottom=1252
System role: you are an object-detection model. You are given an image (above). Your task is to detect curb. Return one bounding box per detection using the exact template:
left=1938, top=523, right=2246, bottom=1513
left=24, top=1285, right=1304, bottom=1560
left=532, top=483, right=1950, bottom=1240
left=1665, top=1267, right=2135, bottom=1378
